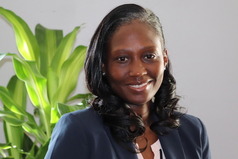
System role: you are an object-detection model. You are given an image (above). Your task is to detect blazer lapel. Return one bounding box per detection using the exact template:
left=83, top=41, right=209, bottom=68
left=159, top=129, right=186, bottom=159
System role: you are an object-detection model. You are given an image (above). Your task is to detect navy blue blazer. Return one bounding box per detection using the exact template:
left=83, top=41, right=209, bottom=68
left=45, top=107, right=211, bottom=159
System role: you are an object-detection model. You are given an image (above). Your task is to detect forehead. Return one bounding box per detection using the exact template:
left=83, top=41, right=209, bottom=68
left=108, top=20, right=162, bottom=51
left=112, top=20, right=159, bottom=37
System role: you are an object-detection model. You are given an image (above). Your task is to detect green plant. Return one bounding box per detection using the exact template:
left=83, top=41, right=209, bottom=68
left=0, top=7, right=92, bottom=158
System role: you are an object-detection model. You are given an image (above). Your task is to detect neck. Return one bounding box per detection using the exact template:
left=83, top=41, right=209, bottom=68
left=128, top=102, right=151, bottom=125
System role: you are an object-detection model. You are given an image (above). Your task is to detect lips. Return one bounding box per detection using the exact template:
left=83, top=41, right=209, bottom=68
left=129, top=82, right=148, bottom=88
left=127, top=80, right=152, bottom=91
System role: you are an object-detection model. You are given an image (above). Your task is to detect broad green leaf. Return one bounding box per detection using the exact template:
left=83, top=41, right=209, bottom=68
left=21, top=114, right=48, bottom=144
left=50, top=107, right=60, bottom=124
left=12, top=57, right=51, bottom=137
left=0, top=106, right=45, bottom=142
left=4, top=75, right=26, bottom=159
left=22, top=123, right=47, bottom=144
left=51, top=26, right=80, bottom=74
left=53, top=45, right=87, bottom=103
left=24, top=112, right=39, bottom=129
left=1, top=7, right=89, bottom=158
left=2, top=116, right=24, bottom=126
left=12, top=57, right=32, bottom=81
left=0, top=86, right=26, bottom=116
left=12, top=57, right=49, bottom=108
left=35, top=24, right=63, bottom=76
left=23, top=110, right=50, bottom=142
left=0, top=110, right=25, bottom=126
left=0, top=7, right=39, bottom=62
left=46, top=68, right=59, bottom=103
left=7, top=75, right=27, bottom=111
left=1, top=80, right=27, bottom=158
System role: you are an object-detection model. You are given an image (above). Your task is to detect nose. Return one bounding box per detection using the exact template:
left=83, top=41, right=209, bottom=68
left=129, top=59, right=147, bottom=77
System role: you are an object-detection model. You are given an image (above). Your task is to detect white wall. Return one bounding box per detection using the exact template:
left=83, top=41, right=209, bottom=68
left=0, top=0, right=237, bottom=158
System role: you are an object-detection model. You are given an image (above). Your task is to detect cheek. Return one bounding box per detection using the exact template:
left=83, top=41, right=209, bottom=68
left=107, top=66, right=127, bottom=85
left=149, top=64, right=165, bottom=88
left=155, top=73, right=164, bottom=88
left=149, top=63, right=164, bottom=77
left=157, top=67, right=165, bottom=79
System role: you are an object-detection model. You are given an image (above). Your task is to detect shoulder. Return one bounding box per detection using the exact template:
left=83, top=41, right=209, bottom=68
left=180, top=114, right=204, bottom=127
left=177, top=114, right=209, bottom=148
left=57, top=107, right=104, bottom=132
left=45, top=107, right=106, bottom=159
left=62, top=106, right=100, bottom=122
left=177, top=114, right=211, bottom=158
left=178, top=114, right=206, bottom=133
left=50, top=107, right=103, bottom=140
left=177, top=113, right=208, bottom=141
left=62, top=106, right=99, bottom=120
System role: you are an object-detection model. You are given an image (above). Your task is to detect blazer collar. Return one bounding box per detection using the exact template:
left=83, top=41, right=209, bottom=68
left=159, top=129, right=186, bottom=159
left=150, top=112, right=186, bottom=159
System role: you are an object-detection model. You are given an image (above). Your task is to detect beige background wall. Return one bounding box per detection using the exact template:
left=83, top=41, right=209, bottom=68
left=1, top=0, right=237, bottom=158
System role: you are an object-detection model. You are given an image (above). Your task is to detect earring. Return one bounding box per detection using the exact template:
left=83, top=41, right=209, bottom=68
left=102, top=72, right=106, bottom=76
left=151, top=96, right=155, bottom=103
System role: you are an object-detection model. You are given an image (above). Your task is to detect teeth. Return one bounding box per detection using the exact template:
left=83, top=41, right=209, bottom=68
left=129, top=83, right=147, bottom=88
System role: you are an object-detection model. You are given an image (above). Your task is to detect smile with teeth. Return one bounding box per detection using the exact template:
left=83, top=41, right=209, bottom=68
left=129, top=82, right=148, bottom=88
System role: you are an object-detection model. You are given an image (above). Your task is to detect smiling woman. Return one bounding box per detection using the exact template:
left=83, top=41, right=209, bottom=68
left=45, top=3, right=211, bottom=159
left=104, top=20, right=167, bottom=107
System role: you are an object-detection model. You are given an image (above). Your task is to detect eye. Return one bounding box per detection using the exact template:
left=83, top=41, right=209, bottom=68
left=144, top=53, right=157, bottom=60
left=116, top=56, right=128, bottom=63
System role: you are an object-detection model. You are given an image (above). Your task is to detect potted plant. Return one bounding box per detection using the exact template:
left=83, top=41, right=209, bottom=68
left=0, top=7, right=92, bottom=159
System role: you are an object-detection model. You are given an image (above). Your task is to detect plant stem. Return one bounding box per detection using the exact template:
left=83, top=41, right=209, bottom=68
left=39, top=107, right=51, bottom=138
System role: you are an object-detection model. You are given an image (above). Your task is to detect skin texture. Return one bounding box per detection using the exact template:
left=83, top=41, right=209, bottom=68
left=104, top=20, right=168, bottom=158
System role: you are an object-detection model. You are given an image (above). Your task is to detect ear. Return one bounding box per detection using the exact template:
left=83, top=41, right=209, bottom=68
left=163, top=49, right=168, bottom=67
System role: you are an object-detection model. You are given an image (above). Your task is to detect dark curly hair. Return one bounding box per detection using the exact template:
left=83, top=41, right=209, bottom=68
left=85, top=3, right=182, bottom=152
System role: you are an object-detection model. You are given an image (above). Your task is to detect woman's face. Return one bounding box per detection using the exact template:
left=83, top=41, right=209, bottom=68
left=104, top=20, right=168, bottom=106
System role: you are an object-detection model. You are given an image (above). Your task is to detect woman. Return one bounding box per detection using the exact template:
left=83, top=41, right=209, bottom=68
left=45, top=4, right=211, bottom=159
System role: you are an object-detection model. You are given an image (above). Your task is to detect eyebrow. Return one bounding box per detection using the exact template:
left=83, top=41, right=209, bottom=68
left=111, top=46, right=158, bottom=53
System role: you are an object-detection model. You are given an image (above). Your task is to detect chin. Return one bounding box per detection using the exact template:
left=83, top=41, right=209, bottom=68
left=126, top=99, right=151, bottom=106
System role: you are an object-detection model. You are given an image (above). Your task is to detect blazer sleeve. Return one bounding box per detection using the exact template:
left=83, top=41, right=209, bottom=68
left=198, top=118, right=211, bottom=159
left=44, top=113, right=89, bottom=159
